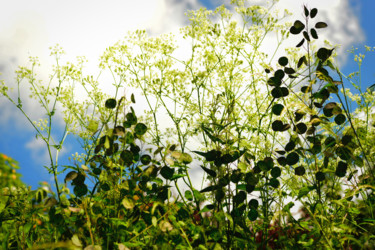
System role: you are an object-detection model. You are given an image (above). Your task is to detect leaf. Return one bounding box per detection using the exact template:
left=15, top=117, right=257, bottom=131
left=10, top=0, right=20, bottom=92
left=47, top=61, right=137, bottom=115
left=65, top=171, right=78, bottom=183
left=297, top=186, right=311, bottom=199
left=134, top=123, right=147, bottom=136
left=278, top=57, right=288, bottom=66
left=315, top=22, right=328, bottom=29
left=271, top=167, right=281, bottom=178
left=296, top=38, right=305, bottom=48
left=272, top=104, right=284, bottom=116
left=200, top=165, right=217, bottom=177
left=317, top=48, right=334, bottom=62
left=131, top=93, right=136, bottom=103
left=122, top=197, right=135, bottom=209
left=303, top=31, right=310, bottom=42
left=105, top=98, right=117, bottom=109
left=159, top=220, right=173, bottom=232
left=294, top=20, right=305, bottom=30
left=310, top=8, right=318, bottom=18
left=295, top=166, right=306, bottom=176
left=200, top=185, right=220, bottom=193
left=310, top=28, right=318, bottom=39
left=72, top=234, right=82, bottom=247
left=286, top=152, right=299, bottom=165
left=185, top=190, right=193, bottom=201
left=297, top=55, right=306, bottom=68
left=160, top=166, right=175, bottom=180
left=193, top=150, right=220, bottom=161
left=304, top=6, right=309, bottom=17
left=248, top=209, right=258, bottom=221
left=283, top=202, right=295, bottom=212
left=284, top=67, right=296, bottom=75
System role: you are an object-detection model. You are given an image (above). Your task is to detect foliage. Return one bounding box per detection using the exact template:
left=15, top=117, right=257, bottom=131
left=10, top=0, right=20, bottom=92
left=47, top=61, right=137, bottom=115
left=1, top=1, right=375, bottom=249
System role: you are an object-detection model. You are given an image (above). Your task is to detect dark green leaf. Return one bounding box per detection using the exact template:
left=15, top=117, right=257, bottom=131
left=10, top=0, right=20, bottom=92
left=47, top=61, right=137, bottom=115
left=275, top=69, right=285, bottom=80
left=105, top=98, right=117, bottom=109
left=271, top=167, right=281, bottom=178
left=121, top=150, right=133, bottom=166
left=317, top=48, right=334, bottom=62
left=248, top=199, right=259, bottom=209
left=310, top=28, right=318, bottom=39
left=135, top=123, right=147, bottom=135
left=316, top=171, right=325, bottom=181
left=126, top=112, right=137, bottom=125
left=310, top=8, right=318, bottom=18
left=294, top=20, right=305, bottom=30
left=140, top=154, right=151, bottom=165
left=160, top=166, right=175, bottom=180
left=297, top=186, right=311, bottom=199
left=131, top=93, right=136, bottom=103
left=193, top=150, right=221, bottom=162
left=297, top=55, right=306, bottom=68
left=200, top=165, right=217, bottom=178
left=295, top=166, right=306, bottom=176
left=278, top=57, right=289, bottom=66
left=269, top=178, right=280, bottom=188
left=285, top=141, right=296, bottom=152
left=296, top=38, right=305, bottom=48
left=268, top=77, right=282, bottom=87
left=315, top=22, right=328, bottom=29
left=74, top=184, right=88, bottom=197
left=296, top=122, right=307, bottom=134
left=272, top=120, right=283, bottom=131
left=248, top=209, right=258, bottom=221
left=286, top=152, right=299, bottom=165
left=303, top=31, right=310, bottom=42
left=335, top=114, right=346, bottom=125
left=284, top=67, right=296, bottom=75
left=304, top=6, right=309, bottom=17
left=336, top=161, right=348, bottom=177
left=272, top=104, right=284, bottom=116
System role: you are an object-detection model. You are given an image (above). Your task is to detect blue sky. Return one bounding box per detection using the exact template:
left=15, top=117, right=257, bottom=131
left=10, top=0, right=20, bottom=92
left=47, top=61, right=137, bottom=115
left=0, top=0, right=374, bottom=190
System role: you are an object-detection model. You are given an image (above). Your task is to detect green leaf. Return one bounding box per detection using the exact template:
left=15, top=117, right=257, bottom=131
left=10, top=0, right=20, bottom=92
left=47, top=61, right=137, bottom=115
left=278, top=57, right=288, bottom=66
left=334, top=114, right=346, bottom=125
left=248, top=209, right=258, bottom=221
left=160, top=166, right=175, bottom=180
left=304, top=6, right=309, bottom=17
left=122, top=196, right=135, bottom=209
left=140, top=154, right=151, bottom=165
left=296, top=38, right=305, bottom=48
left=248, top=199, right=259, bottom=209
left=65, top=171, right=78, bottom=183
left=200, top=165, right=217, bottom=177
left=315, top=22, right=328, bottom=29
left=272, top=104, right=284, bottom=116
left=310, top=8, right=318, bottom=18
left=135, top=123, right=147, bottom=135
left=131, top=93, right=136, bottom=103
left=317, top=48, right=334, bottom=62
left=105, top=98, right=116, bottom=109
left=271, top=167, right=281, bottom=178
left=74, top=184, right=88, bottom=197
left=185, top=190, right=193, bottom=201
left=297, top=186, right=311, bottom=199
left=283, top=202, right=295, bottom=212
left=316, top=171, right=325, bottom=182
left=193, top=150, right=221, bottom=161
left=286, top=152, right=299, bottom=165
left=303, top=31, right=310, bottom=42
left=295, top=166, right=306, bottom=176
left=297, top=55, right=306, bottom=68
left=310, top=28, right=318, bottom=39
left=336, top=161, right=348, bottom=177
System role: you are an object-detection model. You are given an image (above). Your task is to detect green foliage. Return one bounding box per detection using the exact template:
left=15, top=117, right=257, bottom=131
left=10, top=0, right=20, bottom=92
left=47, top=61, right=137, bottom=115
left=0, top=1, right=375, bottom=249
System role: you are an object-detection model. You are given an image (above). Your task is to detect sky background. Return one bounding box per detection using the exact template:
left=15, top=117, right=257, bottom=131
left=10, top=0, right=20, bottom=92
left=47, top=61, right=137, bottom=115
left=0, top=0, right=374, bottom=191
